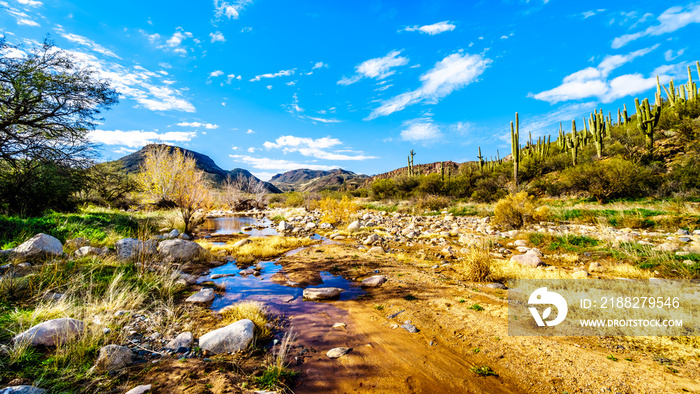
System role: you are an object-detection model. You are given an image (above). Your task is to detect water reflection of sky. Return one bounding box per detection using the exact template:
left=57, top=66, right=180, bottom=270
left=200, top=216, right=279, bottom=236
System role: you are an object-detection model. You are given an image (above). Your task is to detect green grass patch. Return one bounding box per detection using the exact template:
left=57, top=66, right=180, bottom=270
left=548, top=235, right=600, bottom=252
left=362, top=203, right=398, bottom=213
left=254, top=366, right=300, bottom=390
left=468, top=303, right=484, bottom=311
left=470, top=365, right=497, bottom=376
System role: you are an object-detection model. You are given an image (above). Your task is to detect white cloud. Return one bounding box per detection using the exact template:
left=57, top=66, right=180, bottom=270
left=177, top=122, right=219, bottom=129
left=402, top=21, right=456, bottom=35
left=229, top=155, right=339, bottom=171
left=231, top=146, right=239, bottom=151
left=209, top=70, right=224, bottom=77
left=54, top=27, right=119, bottom=58
left=226, top=74, right=242, bottom=84
left=113, top=147, right=136, bottom=155
left=400, top=119, right=442, bottom=142
left=519, top=102, right=597, bottom=139
left=7, top=8, right=39, bottom=26
left=247, top=147, right=256, bottom=153
left=612, top=4, right=700, bottom=48
left=306, top=116, right=342, bottom=124
left=89, top=130, right=197, bottom=148
left=263, top=135, right=376, bottom=160
left=17, top=0, right=43, bottom=6
left=581, top=9, right=605, bottom=19
left=266, top=85, right=272, bottom=89
left=166, top=30, right=193, bottom=47
left=210, top=31, right=225, bottom=43
left=531, top=45, right=662, bottom=103
left=286, top=81, right=296, bottom=86
left=247, top=129, right=255, bottom=134
left=338, top=50, right=409, bottom=85
left=250, top=69, right=295, bottom=82
left=56, top=47, right=195, bottom=112
left=213, top=0, right=252, bottom=20
left=312, top=61, right=326, bottom=69
left=367, top=52, right=491, bottom=119
left=664, top=48, right=685, bottom=61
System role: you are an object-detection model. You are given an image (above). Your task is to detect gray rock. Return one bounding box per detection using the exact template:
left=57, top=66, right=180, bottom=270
left=13, top=233, right=63, bottom=261
left=510, top=250, right=544, bottom=268
left=400, top=322, right=419, bottom=333
left=347, top=221, right=361, bottom=232
left=326, top=347, right=350, bottom=359
left=166, top=332, right=193, bottom=350
left=319, top=223, right=333, bottom=229
left=513, top=240, right=528, bottom=247
left=655, top=242, right=680, bottom=252
left=679, top=237, right=692, bottom=243
left=486, top=283, right=507, bottom=290
left=74, top=246, right=105, bottom=258
left=278, top=221, right=291, bottom=232
left=304, top=222, right=317, bottom=231
left=363, top=234, right=380, bottom=245
left=178, top=233, right=192, bottom=240
left=13, top=318, right=84, bottom=346
left=94, top=344, right=133, bottom=372
left=115, top=238, right=142, bottom=260
left=361, top=275, right=387, bottom=288
left=168, top=229, right=180, bottom=239
left=124, top=385, right=152, bottom=394
left=677, top=229, right=690, bottom=236
left=303, top=287, right=343, bottom=300
left=199, top=319, right=255, bottom=354
left=185, top=288, right=215, bottom=303
left=158, top=239, right=209, bottom=264
left=0, top=386, right=46, bottom=394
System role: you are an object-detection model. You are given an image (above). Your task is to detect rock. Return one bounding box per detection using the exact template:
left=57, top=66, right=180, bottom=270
left=13, top=318, right=84, bottom=347
left=486, top=283, right=507, bottom=290
left=319, top=223, right=333, bottom=229
left=278, top=221, right=291, bottom=232
left=677, top=229, right=690, bottom=236
left=679, top=237, right=692, bottom=243
left=233, top=239, right=251, bottom=248
left=13, top=233, right=63, bottom=261
left=304, top=222, right=317, bottom=231
left=368, top=246, right=385, bottom=254
left=363, top=234, right=380, bottom=245
left=168, top=229, right=180, bottom=239
left=361, top=275, right=386, bottom=288
left=115, top=238, right=142, bottom=260
left=332, top=323, right=347, bottom=329
left=514, top=240, right=528, bottom=247
left=166, top=332, right=193, bottom=350
left=73, top=246, right=105, bottom=258
left=94, top=345, right=133, bottom=372
left=400, top=321, right=419, bottom=333
left=326, top=347, right=350, bottom=359
left=185, top=288, right=215, bottom=303
left=572, top=270, right=590, bottom=279
left=589, top=262, right=604, bottom=272
left=178, top=233, right=192, bottom=240
left=303, top=287, right=343, bottom=300
left=124, top=385, right=152, bottom=394
left=510, top=250, right=544, bottom=268
left=199, top=319, right=255, bottom=355
left=158, top=239, right=209, bottom=264
left=0, top=386, right=46, bottom=394
left=347, top=221, right=361, bottom=232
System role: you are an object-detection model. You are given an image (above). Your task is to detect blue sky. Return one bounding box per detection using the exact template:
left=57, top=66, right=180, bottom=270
left=1, top=0, right=699, bottom=179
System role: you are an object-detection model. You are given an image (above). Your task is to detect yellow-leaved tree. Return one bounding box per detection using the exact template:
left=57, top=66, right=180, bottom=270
left=138, top=145, right=211, bottom=234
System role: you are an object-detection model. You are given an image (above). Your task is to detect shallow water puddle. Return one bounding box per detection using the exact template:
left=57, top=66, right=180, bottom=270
left=200, top=216, right=278, bottom=236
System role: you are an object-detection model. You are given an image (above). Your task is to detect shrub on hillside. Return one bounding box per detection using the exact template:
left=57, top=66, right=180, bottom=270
left=395, top=176, right=419, bottom=198
left=471, top=178, right=507, bottom=203
left=493, top=192, right=539, bottom=229
left=560, top=158, right=658, bottom=203
left=371, top=178, right=397, bottom=200
left=417, top=173, right=444, bottom=195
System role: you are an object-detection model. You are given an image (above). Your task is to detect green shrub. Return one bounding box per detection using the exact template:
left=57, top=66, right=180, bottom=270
left=470, top=178, right=507, bottom=203
left=493, top=192, right=539, bottom=229
left=371, top=178, right=397, bottom=200
left=560, top=158, right=658, bottom=203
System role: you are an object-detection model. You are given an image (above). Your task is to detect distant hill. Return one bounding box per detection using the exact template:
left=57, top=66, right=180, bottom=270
left=114, top=144, right=282, bottom=193
left=369, top=161, right=462, bottom=181
left=270, top=168, right=369, bottom=192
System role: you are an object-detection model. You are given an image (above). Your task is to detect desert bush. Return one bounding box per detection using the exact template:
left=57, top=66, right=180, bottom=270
left=493, top=192, right=539, bottom=229
left=471, top=178, right=507, bottom=203
left=458, top=246, right=492, bottom=282
left=371, top=178, right=397, bottom=200
left=284, top=192, right=305, bottom=207
left=560, top=158, right=658, bottom=203
left=417, top=173, right=444, bottom=195
left=395, top=175, right=420, bottom=197
left=414, top=194, right=451, bottom=212
left=317, top=195, right=358, bottom=224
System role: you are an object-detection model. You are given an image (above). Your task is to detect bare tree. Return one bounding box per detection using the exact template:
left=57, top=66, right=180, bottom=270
left=221, top=174, right=267, bottom=211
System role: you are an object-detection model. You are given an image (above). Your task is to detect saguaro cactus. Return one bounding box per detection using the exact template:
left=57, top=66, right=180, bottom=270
left=440, top=161, right=445, bottom=181
left=407, top=149, right=416, bottom=176
left=477, top=147, right=485, bottom=171
left=589, top=109, right=606, bottom=158
left=566, top=120, right=580, bottom=166
left=511, top=112, right=520, bottom=186
left=635, top=98, right=661, bottom=153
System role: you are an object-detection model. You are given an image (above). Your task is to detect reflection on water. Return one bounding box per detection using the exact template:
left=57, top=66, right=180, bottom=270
left=203, top=259, right=364, bottom=312
left=200, top=216, right=278, bottom=236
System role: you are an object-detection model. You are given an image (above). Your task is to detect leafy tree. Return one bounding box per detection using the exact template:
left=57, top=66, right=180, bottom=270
left=0, top=38, right=118, bottom=215
left=138, top=145, right=211, bottom=234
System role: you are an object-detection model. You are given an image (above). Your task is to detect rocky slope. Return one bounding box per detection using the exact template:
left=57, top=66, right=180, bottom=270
left=270, top=168, right=368, bottom=192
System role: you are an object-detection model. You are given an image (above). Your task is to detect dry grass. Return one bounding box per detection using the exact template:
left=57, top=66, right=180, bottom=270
left=491, top=258, right=574, bottom=281
left=219, top=301, right=273, bottom=341
left=605, top=263, right=652, bottom=279
left=198, top=236, right=318, bottom=263
left=457, top=246, right=492, bottom=282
